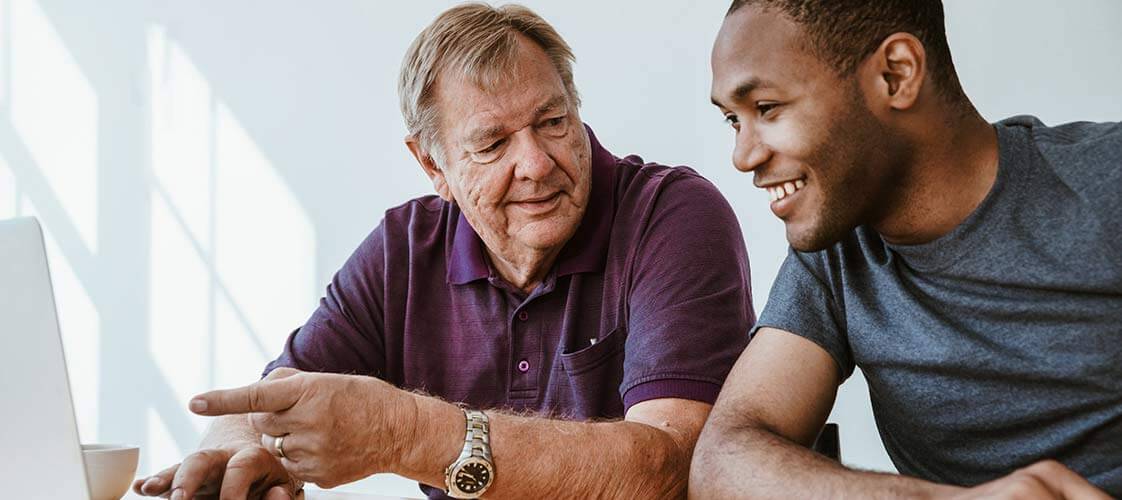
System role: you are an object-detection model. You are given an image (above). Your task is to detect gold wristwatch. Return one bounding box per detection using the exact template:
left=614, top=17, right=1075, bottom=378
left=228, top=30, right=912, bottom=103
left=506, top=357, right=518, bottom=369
left=443, top=409, right=495, bottom=499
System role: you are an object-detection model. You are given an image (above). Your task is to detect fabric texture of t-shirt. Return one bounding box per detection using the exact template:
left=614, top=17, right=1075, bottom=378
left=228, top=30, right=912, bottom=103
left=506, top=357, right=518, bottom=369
left=263, top=126, right=754, bottom=498
left=754, top=115, right=1122, bottom=494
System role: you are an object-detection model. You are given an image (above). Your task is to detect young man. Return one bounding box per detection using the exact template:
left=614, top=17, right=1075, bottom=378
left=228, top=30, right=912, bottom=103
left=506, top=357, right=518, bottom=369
left=695, top=0, right=1120, bottom=498
left=134, top=4, right=753, bottom=500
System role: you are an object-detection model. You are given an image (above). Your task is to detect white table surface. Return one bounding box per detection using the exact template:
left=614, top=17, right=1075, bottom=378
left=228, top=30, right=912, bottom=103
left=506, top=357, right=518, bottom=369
left=124, top=488, right=411, bottom=499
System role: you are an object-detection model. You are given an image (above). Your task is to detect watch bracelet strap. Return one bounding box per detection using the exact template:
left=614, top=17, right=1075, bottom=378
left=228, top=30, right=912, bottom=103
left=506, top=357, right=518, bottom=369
left=458, top=409, right=492, bottom=462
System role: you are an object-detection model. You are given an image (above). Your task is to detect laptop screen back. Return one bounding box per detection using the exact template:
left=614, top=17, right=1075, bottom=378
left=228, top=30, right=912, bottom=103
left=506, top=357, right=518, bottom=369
left=0, top=217, right=90, bottom=498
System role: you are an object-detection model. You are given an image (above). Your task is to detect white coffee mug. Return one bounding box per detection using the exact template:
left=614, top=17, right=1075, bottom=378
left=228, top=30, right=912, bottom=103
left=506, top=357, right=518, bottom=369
left=82, top=444, right=140, bottom=500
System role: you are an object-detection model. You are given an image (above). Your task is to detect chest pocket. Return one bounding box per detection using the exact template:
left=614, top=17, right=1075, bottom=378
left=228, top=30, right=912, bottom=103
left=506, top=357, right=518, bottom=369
left=558, top=326, right=627, bottom=419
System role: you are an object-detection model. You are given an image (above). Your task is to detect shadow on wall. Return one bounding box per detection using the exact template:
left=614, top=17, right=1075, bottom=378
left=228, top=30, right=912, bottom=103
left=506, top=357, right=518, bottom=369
left=0, top=0, right=435, bottom=480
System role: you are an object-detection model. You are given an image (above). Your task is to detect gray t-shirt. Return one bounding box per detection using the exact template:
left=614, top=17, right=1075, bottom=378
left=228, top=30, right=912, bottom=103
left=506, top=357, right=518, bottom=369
left=755, top=115, right=1122, bottom=494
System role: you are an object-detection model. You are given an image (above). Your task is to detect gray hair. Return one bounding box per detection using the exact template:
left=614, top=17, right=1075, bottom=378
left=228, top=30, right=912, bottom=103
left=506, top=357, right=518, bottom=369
left=398, top=3, right=580, bottom=164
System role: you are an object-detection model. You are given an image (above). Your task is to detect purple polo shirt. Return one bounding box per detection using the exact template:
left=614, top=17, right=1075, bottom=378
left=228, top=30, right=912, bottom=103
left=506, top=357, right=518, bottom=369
left=264, top=127, right=753, bottom=420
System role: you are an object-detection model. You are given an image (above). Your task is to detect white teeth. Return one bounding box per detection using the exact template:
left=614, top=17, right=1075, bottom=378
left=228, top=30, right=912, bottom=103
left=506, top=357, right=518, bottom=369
left=765, top=179, right=806, bottom=203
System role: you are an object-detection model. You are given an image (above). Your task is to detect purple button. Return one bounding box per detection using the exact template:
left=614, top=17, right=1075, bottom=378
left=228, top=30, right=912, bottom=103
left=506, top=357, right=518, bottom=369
left=517, top=359, right=530, bottom=372
left=518, top=311, right=529, bottom=321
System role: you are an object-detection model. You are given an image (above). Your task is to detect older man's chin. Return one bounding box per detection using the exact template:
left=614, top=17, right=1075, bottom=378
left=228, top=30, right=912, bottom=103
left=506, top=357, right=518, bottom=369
left=511, top=219, right=581, bottom=250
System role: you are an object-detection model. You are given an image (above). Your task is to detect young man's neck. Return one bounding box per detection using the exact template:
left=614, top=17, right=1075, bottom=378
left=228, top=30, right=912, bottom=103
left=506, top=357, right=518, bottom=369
left=874, top=108, right=998, bottom=246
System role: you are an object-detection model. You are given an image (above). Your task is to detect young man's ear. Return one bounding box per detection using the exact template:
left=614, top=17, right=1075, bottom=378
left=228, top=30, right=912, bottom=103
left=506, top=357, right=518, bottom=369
left=405, top=135, right=453, bottom=202
left=863, top=32, right=926, bottom=113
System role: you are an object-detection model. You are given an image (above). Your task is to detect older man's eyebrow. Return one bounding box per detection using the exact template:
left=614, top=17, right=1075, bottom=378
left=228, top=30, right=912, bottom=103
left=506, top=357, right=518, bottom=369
left=711, top=77, right=777, bottom=106
left=465, top=125, right=507, bottom=147
left=534, top=94, right=569, bottom=117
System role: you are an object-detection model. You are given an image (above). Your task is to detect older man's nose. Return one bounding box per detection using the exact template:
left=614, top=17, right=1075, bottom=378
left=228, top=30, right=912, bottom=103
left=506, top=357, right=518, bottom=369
left=733, top=129, right=770, bottom=173
left=513, top=133, right=556, bottom=181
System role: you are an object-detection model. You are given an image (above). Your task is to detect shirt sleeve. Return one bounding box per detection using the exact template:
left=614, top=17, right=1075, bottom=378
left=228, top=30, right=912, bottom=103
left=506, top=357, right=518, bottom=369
left=621, top=172, right=755, bottom=409
left=752, top=247, right=854, bottom=380
left=263, top=223, right=387, bottom=378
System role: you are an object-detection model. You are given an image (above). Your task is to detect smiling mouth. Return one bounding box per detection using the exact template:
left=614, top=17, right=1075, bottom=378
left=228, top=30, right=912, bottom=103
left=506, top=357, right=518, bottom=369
left=510, top=192, right=562, bottom=214
left=763, top=178, right=806, bottom=202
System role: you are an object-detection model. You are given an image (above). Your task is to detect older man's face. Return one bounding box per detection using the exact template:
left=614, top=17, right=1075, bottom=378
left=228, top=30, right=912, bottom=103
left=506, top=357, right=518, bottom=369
left=429, top=35, right=592, bottom=262
left=424, top=35, right=592, bottom=265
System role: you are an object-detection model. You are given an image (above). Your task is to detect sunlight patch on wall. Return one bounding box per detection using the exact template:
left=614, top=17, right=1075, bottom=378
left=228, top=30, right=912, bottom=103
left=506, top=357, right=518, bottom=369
left=147, top=26, right=212, bottom=248
left=1, top=155, right=14, bottom=218
left=214, top=294, right=273, bottom=387
left=19, top=195, right=100, bottom=442
left=145, top=407, right=181, bottom=476
left=213, top=101, right=315, bottom=368
left=148, top=193, right=210, bottom=435
left=9, top=0, right=98, bottom=252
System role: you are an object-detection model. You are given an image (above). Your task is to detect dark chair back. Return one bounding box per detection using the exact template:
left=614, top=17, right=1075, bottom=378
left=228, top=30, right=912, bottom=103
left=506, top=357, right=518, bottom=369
left=812, top=423, right=840, bottom=461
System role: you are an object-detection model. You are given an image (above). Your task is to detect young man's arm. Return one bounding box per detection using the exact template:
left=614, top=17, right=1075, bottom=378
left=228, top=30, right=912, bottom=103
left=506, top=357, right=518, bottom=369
left=688, top=327, right=1111, bottom=500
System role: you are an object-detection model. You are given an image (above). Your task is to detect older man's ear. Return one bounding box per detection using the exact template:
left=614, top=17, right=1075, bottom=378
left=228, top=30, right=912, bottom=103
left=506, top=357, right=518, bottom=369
left=405, top=134, right=454, bottom=202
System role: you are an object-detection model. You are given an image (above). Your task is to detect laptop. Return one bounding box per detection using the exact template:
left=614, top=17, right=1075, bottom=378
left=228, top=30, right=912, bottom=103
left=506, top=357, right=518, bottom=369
left=0, top=216, right=92, bottom=498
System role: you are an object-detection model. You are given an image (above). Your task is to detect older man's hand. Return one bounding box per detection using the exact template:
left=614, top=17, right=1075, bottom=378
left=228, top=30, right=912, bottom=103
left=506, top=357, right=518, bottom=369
left=188, top=367, right=420, bottom=489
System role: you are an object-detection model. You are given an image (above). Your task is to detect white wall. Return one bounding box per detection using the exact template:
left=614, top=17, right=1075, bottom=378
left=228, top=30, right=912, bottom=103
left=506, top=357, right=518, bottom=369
left=0, top=0, right=1119, bottom=496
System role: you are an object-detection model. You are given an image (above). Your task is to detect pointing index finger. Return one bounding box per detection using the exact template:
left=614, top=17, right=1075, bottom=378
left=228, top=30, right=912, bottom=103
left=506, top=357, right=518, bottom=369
left=190, top=376, right=302, bottom=416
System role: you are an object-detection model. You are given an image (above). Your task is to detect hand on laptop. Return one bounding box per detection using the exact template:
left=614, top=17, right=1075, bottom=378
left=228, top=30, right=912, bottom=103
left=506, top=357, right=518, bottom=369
left=187, top=367, right=421, bottom=489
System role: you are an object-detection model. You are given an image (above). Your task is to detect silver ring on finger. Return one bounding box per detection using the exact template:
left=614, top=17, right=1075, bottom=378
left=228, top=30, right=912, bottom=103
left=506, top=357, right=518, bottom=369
left=275, top=434, right=287, bottom=459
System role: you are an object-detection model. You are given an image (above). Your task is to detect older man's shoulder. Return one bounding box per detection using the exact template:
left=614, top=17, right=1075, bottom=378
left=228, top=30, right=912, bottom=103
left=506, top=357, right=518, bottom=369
left=611, top=154, right=728, bottom=214
left=377, top=194, right=456, bottom=247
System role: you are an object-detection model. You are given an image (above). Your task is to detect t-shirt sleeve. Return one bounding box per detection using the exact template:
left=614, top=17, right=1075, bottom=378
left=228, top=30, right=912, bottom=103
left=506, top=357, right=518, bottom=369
left=621, top=173, right=755, bottom=409
left=752, top=247, right=854, bottom=380
left=263, top=223, right=387, bottom=378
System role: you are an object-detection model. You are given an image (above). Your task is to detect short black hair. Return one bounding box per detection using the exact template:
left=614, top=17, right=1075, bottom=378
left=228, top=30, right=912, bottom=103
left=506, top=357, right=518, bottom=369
left=728, top=0, right=967, bottom=103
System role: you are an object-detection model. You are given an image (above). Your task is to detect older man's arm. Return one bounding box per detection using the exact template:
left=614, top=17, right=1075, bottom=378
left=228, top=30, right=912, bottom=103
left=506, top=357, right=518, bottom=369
left=399, top=396, right=709, bottom=499
left=191, top=369, right=708, bottom=499
left=688, top=328, right=1110, bottom=500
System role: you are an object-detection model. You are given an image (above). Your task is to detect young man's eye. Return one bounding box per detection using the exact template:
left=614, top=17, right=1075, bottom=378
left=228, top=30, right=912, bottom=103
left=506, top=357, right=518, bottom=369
left=756, top=102, right=779, bottom=116
left=724, top=114, right=740, bottom=129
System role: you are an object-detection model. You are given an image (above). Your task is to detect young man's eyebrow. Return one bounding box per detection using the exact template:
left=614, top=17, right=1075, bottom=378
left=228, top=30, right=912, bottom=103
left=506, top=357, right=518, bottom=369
left=712, top=77, right=777, bottom=106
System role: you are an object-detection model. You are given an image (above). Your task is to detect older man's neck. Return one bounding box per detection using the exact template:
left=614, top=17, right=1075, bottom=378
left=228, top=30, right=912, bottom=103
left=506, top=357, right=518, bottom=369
left=487, top=246, right=563, bottom=295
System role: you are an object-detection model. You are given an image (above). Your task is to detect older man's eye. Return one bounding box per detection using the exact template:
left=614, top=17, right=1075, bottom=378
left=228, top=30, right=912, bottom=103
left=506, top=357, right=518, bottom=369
left=470, top=139, right=505, bottom=163
left=540, top=116, right=567, bottom=130
left=479, top=139, right=504, bottom=154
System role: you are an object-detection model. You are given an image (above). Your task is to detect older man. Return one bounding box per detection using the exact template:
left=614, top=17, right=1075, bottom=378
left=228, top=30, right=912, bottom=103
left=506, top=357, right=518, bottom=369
left=693, top=0, right=1120, bottom=498
left=135, top=3, right=752, bottom=499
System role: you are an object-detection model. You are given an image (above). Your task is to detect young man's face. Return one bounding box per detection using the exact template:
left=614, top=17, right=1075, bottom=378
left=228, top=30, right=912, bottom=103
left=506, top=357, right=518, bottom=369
left=711, top=6, right=903, bottom=252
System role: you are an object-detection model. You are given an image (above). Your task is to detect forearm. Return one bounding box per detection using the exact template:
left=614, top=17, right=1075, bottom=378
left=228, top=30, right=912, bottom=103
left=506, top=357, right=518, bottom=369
left=398, top=396, right=691, bottom=499
left=690, top=422, right=956, bottom=499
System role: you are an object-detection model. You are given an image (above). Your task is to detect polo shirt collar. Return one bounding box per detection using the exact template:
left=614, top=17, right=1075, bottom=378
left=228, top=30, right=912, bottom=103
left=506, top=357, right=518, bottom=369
left=447, top=125, right=616, bottom=285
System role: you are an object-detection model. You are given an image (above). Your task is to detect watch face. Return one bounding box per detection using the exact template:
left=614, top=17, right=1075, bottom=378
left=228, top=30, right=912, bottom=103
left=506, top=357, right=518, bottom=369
left=453, top=460, right=492, bottom=494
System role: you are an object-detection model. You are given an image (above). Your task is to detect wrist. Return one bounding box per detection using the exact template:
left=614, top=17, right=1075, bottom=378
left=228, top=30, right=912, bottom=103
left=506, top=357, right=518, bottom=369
left=394, top=392, right=464, bottom=484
